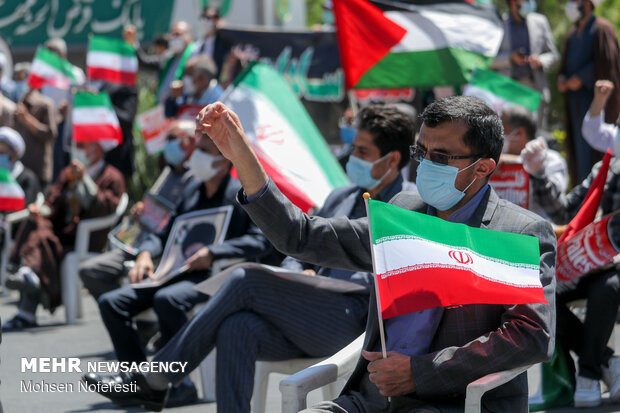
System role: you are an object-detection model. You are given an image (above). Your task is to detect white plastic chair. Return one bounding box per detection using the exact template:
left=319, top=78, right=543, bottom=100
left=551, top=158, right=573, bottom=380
left=62, top=192, right=128, bottom=324
left=280, top=333, right=531, bottom=413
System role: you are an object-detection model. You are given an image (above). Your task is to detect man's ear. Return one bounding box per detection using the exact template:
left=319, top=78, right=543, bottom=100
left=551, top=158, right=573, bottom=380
left=474, top=158, right=497, bottom=179
left=388, top=151, right=401, bottom=170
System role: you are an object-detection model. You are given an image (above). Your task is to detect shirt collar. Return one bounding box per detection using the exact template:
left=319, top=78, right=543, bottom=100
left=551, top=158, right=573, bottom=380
left=428, top=184, right=490, bottom=224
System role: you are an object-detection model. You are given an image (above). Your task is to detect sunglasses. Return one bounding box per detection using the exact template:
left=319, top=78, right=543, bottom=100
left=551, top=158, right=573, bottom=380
left=409, top=145, right=480, bottom=165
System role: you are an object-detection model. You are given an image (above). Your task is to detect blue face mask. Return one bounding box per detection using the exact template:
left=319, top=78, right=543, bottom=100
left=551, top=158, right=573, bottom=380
left=416, top=158, right=479, bottom=211
left=163, top=140, right=186, bottom=167
left=340, top=125, right=356, bottom=145
left=0, top=153, right=13, bottom=171
left=72, top=148, right=92, bottom=167
left=519, top=0, right=536, bottom=18
left=346, top=153, right=390, bottom=190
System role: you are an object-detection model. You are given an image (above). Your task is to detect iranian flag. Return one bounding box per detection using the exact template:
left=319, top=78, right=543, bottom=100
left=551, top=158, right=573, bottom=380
left=72, top=92, right=122, bottom=149
left=463, top=68, right=541, bottom=114
left=368, top=199, right=545, bottom=319
left=223, top=63, right=349, bottom=212
left=28, top=48, right=77, bottom=90
left=334, top=0, right=503, bottom=89
left=0, top=168, right=25, bottom=212
left=87, top=36, right=138, bottom=86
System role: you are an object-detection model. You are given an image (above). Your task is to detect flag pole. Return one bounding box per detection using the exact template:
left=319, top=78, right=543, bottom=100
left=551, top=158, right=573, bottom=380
left=363, top=192, right=388, bottom=359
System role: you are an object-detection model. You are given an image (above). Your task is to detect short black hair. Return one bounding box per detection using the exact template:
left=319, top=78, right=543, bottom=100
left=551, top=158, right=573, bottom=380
left=420, top=96, right=504, bottom=164
left=355, top=104, right=415, bottom=170
left=502, top=105, right=536, bottom=141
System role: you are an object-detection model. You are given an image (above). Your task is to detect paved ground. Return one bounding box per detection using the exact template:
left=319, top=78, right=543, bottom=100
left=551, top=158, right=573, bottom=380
left=1, top=288, right=620, bottom=413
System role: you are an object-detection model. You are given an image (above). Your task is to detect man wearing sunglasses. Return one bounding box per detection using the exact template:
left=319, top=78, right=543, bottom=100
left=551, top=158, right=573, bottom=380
left=100, top=96, right=555, bottom=412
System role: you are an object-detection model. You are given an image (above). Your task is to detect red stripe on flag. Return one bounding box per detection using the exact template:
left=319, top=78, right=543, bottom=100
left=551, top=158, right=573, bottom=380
left=73, top=124, right=123, bottom=144
left=377, top=266, right=547, bottom=319
left=27, top=73, right=70, bottom=90
left=231, top=152, right=316, bottom=213
left=333, top=0, right=407, bottom=89
left=87, top=67, right=137, bottom=86
left=0, top=197, right=25, bottom=212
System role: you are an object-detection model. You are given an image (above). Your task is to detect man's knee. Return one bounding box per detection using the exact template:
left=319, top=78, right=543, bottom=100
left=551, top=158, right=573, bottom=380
left=97, top=290, right=117, bottom=318
left=216, top=312, right=258, bottom=345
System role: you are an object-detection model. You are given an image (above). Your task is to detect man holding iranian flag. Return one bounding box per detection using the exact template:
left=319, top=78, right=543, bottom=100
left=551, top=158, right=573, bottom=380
left=98, top=96, right=554, bottom=412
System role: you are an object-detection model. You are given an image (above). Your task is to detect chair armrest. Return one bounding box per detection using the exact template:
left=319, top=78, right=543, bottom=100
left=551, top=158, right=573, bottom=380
left=74, top=193, right=128, bottom=258
left=280, top=333, right=365, bottom=412
left=464, top=364, right=531, bottom=413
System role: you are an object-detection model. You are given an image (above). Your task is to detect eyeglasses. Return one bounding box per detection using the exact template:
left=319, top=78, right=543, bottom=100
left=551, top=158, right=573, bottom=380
left=409, top=145, right=480, bottom=165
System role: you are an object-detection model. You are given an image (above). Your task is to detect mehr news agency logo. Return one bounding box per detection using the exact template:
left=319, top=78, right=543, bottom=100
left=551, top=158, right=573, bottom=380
left=18, top=358, right=188, bottom=393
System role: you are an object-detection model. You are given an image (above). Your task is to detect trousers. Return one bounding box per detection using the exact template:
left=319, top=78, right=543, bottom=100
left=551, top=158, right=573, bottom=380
left=98, top=271, right=209, bottom=362
left=556, top=270, right=620, bottom=379
left=79, top=248, right=134, bottom=300
left=153, top=267, right=369, bottom=413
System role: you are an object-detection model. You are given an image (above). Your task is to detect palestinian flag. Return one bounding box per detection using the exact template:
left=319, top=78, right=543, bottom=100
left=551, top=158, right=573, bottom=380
left=463, top=68, right=541, bottom=113
left=334, top=0, right=503, bottom=89
left=87, top=36, right=138, bottom=86
left=72, top=92, right=122, bottom=150
left=367, top=199, right=545, bottom=319
left=28, top=48, right=77, bottom=90
left=0, top=168, right=25, bottom=212
left=223, top=62, right=349, bottom=212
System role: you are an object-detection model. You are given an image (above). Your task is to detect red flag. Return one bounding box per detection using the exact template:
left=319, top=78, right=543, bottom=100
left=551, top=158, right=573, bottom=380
left=558, top=150, right=613, bottom=244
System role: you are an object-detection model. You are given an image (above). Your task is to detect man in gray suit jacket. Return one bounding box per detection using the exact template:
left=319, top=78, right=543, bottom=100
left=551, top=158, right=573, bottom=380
left=491, top=0, right=559, bottom=130
left=95, top=97, right=556, bottom=412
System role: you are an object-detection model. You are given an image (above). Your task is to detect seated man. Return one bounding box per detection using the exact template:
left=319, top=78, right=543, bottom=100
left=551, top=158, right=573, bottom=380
left=93, top=131, right=273, bottom=406
left=91, top=97, right=555, bottom=412
left=79, top=119, right=196, bottom=300
left=2, top=139, right=125, bottom=330
left=531, top=138, right=620, bottom=406
left=500, top=105, right=568, bottom=219
left=164, top=55, right=223, bottom=118
left=86, top=104, right=416, bottom=412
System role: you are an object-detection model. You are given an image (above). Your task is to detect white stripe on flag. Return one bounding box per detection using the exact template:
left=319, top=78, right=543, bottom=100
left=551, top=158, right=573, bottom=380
left=31, top=59, right=70, bottom=85
left=87, top=51, right=138, bottom=72
left=462, top=84, right=509, bottom=114
left=374, top=237, right=541, bottom=288
left=73, top=107, right=120, bottom=127
left=387, top=10, right=502, bottom=56
left=226, top=84, right=335, bottom=207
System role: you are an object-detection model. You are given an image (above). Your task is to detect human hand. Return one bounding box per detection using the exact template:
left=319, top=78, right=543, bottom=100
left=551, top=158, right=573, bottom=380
left=170, top=80, right=184, bottom=98
left=594, top=79, right=614, bottom=104
left=301, top=269, right=316, bottom=276
left=521, top=138, right=547, bottom=177
left=69, top=159, right=86, bottom=181
left=566, top=75, right=582, bottom=91
left=129, top=251, right=155, bottom=283
left=557, top=75, right=567, bottom=93
left=130, top=201, right=145, bottom=221
left=528, top=55, right=542, bottom=69
left=510, top=51, right=527, bottom=66
left=196, top=102, right=250, bottom=163
left=363, top=350, right=415, bottom=397
left=15, top=102, right=28, bottom=124
left=28, top=203, right=41, bottom=219
left=183, top=246, right=214, bottom=272
left=123, top=25, right=137, bottom=45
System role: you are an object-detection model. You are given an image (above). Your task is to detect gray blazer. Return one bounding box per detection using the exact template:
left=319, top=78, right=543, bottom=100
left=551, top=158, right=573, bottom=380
left=241, top=180, right=556, bottom=412
left=491, top=12, right=559, bottom=103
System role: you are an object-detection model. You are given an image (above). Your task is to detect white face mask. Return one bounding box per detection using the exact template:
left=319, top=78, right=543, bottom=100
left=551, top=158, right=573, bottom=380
left=168, top=37, right=186, bottom=54
left=200, top=18, right=215, bottom=36
left=188, top=149, right=223, bottom=181
left=72, top=148, right=92, bottom=167
left=182, top=75, right=195, bottom=95
left=565, top=1, right=581, bottom=22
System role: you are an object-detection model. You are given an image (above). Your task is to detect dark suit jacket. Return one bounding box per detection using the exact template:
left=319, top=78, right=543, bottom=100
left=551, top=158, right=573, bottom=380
left=241, top=180, right=556, bottom=412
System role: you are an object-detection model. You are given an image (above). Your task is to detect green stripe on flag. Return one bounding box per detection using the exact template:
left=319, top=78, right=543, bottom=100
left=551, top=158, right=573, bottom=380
left=236, top=63, right=349, bottom=188
left=469, top=68, right=541, bottom=112
left=36, top=48, right=76, bottom=80
left=89, top=36, right=136, bottom=57
left=74, top=91, right=114, bottom=109
left=355, top=47, right=493, bottom=89
left=0, top=168, right=14, bottom=183
left=368, top=199, right=540, bottom=265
